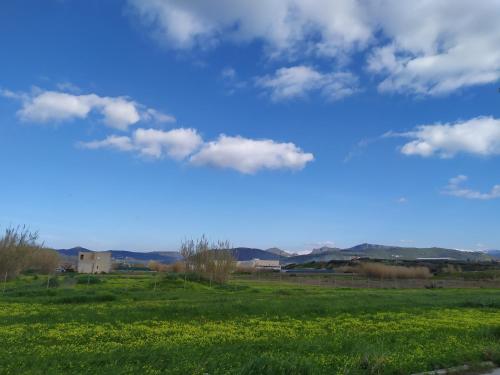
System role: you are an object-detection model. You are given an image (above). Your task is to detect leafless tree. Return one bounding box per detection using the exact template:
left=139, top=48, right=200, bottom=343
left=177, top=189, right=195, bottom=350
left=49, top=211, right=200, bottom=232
left=0, top=226, right=60, bottom=286
left=179, top=236, right=235, bottom=285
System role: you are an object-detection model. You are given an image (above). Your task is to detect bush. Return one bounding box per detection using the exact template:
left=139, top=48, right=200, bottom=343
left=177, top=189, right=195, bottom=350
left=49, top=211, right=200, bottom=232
left=148, top=261, right=169, bottom=272
left=52, top=293, right=116, bottom=304
left=47, top=277, right=60, bottom=288
left=355, top=262, right=431, bottom=279
left=171, top=261, right=185, bottom=273
left=0, top=226, right=59, bottom=280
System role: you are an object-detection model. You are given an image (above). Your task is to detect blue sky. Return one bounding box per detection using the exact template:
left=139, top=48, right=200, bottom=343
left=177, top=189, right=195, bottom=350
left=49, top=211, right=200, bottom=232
left=1, top=0, right=499, bottom=252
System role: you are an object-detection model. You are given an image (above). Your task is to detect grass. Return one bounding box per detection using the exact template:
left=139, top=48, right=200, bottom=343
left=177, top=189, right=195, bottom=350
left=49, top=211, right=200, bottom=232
left=0, top=273, right=499, bottom=374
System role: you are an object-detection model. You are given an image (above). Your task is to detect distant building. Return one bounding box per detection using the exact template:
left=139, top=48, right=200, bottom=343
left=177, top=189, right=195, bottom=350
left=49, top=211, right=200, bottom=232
left=237, top=259, right=281, bottom=271
left=77, top=251, right=112, bottom=273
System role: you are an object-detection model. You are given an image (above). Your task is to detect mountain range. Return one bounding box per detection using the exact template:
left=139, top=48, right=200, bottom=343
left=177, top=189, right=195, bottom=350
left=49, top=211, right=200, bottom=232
left=283, top=244, right=495, bottom=264
left=57, top=243, right=499, bottom=265
left=57, top=246, right=182, bottom=264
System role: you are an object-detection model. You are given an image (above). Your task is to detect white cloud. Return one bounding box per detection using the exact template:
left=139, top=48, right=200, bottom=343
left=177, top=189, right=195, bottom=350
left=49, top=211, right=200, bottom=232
left=397, top=197, right=408, bottom=204
left=128, top=0, right=500, bottom=96
left=56, top=82, right=81, bottom=94
left=142, top=108, right=176, bottom=123
left=190, top=135, right=314, bottom=174
left=2, top=89, right=175, bottom=130
left=80, top=128, right=202, bottom=160
left=127, top=0, right=371, bottom=58
left=367, top=1, right=500, bottom=95
left=134, top=128, right=202, bottom=159
left=398, top=116, right=500, bottom=158
left=220, top=67, right=247, bottom=94
left=443, top=175, right=500, bottom=200
left=81, top=130, right=314, bottom=174
left=80, top=135, right=135, bottom=152
left=256, top=66, right=358, bottom=101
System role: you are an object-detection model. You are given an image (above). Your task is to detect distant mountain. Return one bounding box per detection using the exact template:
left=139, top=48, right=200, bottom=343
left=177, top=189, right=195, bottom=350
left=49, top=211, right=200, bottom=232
left=310, top=246, right=341, bottom=255
left=286, top=248, right=351, bottom=264
left=58, top=247, right=280, bottom=264
left=265, top=247, right=296, bottom=257
left=57, top=247, right=181, bottom=264
left=485, top=250, right=500, bottom=259
left=284, top=243, right=494, bottom=264
left=59, top=243, right=496, bottom=266
left=229, top=248, right=280, bottom=261
left=58, top=247, right=92, bottom=257
left=107, top=250, right=180, bottom=263
left=341, top=244, right=492, bottom=261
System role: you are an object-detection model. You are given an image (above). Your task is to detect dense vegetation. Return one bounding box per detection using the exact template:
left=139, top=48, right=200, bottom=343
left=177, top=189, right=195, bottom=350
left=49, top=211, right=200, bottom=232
left=0, top=226, right=59, bottom=281
left=1, top=273, right=499, bottom=374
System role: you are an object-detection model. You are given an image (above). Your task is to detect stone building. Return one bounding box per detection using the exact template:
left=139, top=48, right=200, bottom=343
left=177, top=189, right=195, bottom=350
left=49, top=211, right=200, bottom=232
left=77, top=251, right=112, bottom=273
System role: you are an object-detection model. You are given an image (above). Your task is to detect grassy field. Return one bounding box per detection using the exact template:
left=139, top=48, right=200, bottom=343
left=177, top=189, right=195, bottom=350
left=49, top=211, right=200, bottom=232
left=1, top=273, right=499, bottom=374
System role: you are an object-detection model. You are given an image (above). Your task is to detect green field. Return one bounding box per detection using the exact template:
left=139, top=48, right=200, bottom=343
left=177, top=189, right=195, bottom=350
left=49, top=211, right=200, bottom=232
left=1, top=273, right=499, bottom=374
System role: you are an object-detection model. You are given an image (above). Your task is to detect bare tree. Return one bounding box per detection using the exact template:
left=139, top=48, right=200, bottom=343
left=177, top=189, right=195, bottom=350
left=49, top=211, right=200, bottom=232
left=0, top=226, right=60, bottom=286
left=179, top=236, right=235, bottom=285
left=179, top=238, right=196, bottom=287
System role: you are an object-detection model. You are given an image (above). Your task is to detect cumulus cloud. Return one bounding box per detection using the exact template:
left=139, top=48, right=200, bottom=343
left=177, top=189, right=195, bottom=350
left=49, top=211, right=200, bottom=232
left=128, top=0, right=500, bottom=96
left=397, top=116, right=500, bottom=158
left=81, top=131, right=314, bottom=173
left=1, top=89, right=175, bottom=130
left=134, top=128, right=203, bottom=159
left=367, top=1, right=500, bottom=95
left=443, top=175, right=500, bottom=200
left=80, top=128, right=202, bottom=160
left=256, top=66, right=358, bottom=101
left=127, top=0, right=371, bottom=57
left=190, top=135, right=314, bottom=174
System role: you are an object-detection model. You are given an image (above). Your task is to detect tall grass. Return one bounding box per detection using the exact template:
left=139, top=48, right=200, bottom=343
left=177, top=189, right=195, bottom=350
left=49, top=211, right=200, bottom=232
left=355, top=262, right=431, bottom=279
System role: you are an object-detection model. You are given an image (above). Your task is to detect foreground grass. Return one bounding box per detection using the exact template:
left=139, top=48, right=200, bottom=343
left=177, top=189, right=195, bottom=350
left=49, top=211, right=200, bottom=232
left=0, top=274, right=499, bottom=374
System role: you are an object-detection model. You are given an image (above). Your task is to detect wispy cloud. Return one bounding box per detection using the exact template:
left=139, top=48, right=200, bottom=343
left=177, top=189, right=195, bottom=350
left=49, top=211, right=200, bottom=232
left=256, top=66, right=358, bottom=102
left=220, top=67, right=247, bottom=95
left=443, top=175, right=500, bottom=200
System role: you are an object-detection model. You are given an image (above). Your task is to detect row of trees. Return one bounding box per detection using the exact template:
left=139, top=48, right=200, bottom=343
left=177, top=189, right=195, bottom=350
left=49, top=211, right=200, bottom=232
left=180, top=236, right=235, bottom=284
left=0, top=226, right=59, bottom=281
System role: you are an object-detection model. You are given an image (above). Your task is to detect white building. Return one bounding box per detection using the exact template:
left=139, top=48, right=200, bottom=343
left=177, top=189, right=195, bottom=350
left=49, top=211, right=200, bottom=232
left=237, top=258, right=281, bottom=271
left=77, top=251, right=112, bottom=273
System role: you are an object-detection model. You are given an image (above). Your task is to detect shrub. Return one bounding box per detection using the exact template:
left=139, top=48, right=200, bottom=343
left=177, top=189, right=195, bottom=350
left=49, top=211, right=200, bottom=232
left=235, top=265, right=255, bottom=274
left=47, top=277, right=60, bottom=288
left=180, top=236, right=235, bottom=284
left=355, top=262, right=431, bottom=279
left=442, top=264, right=462, bottom=274
left=0, top=226, right=59, bottom=280
left=171, top=261, right=185, bottom=273
left=52, top=293, right=116, bottom=304
left=336, top=265, right=356, bottom=273
left=148, top=261, right=169, bottom=272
